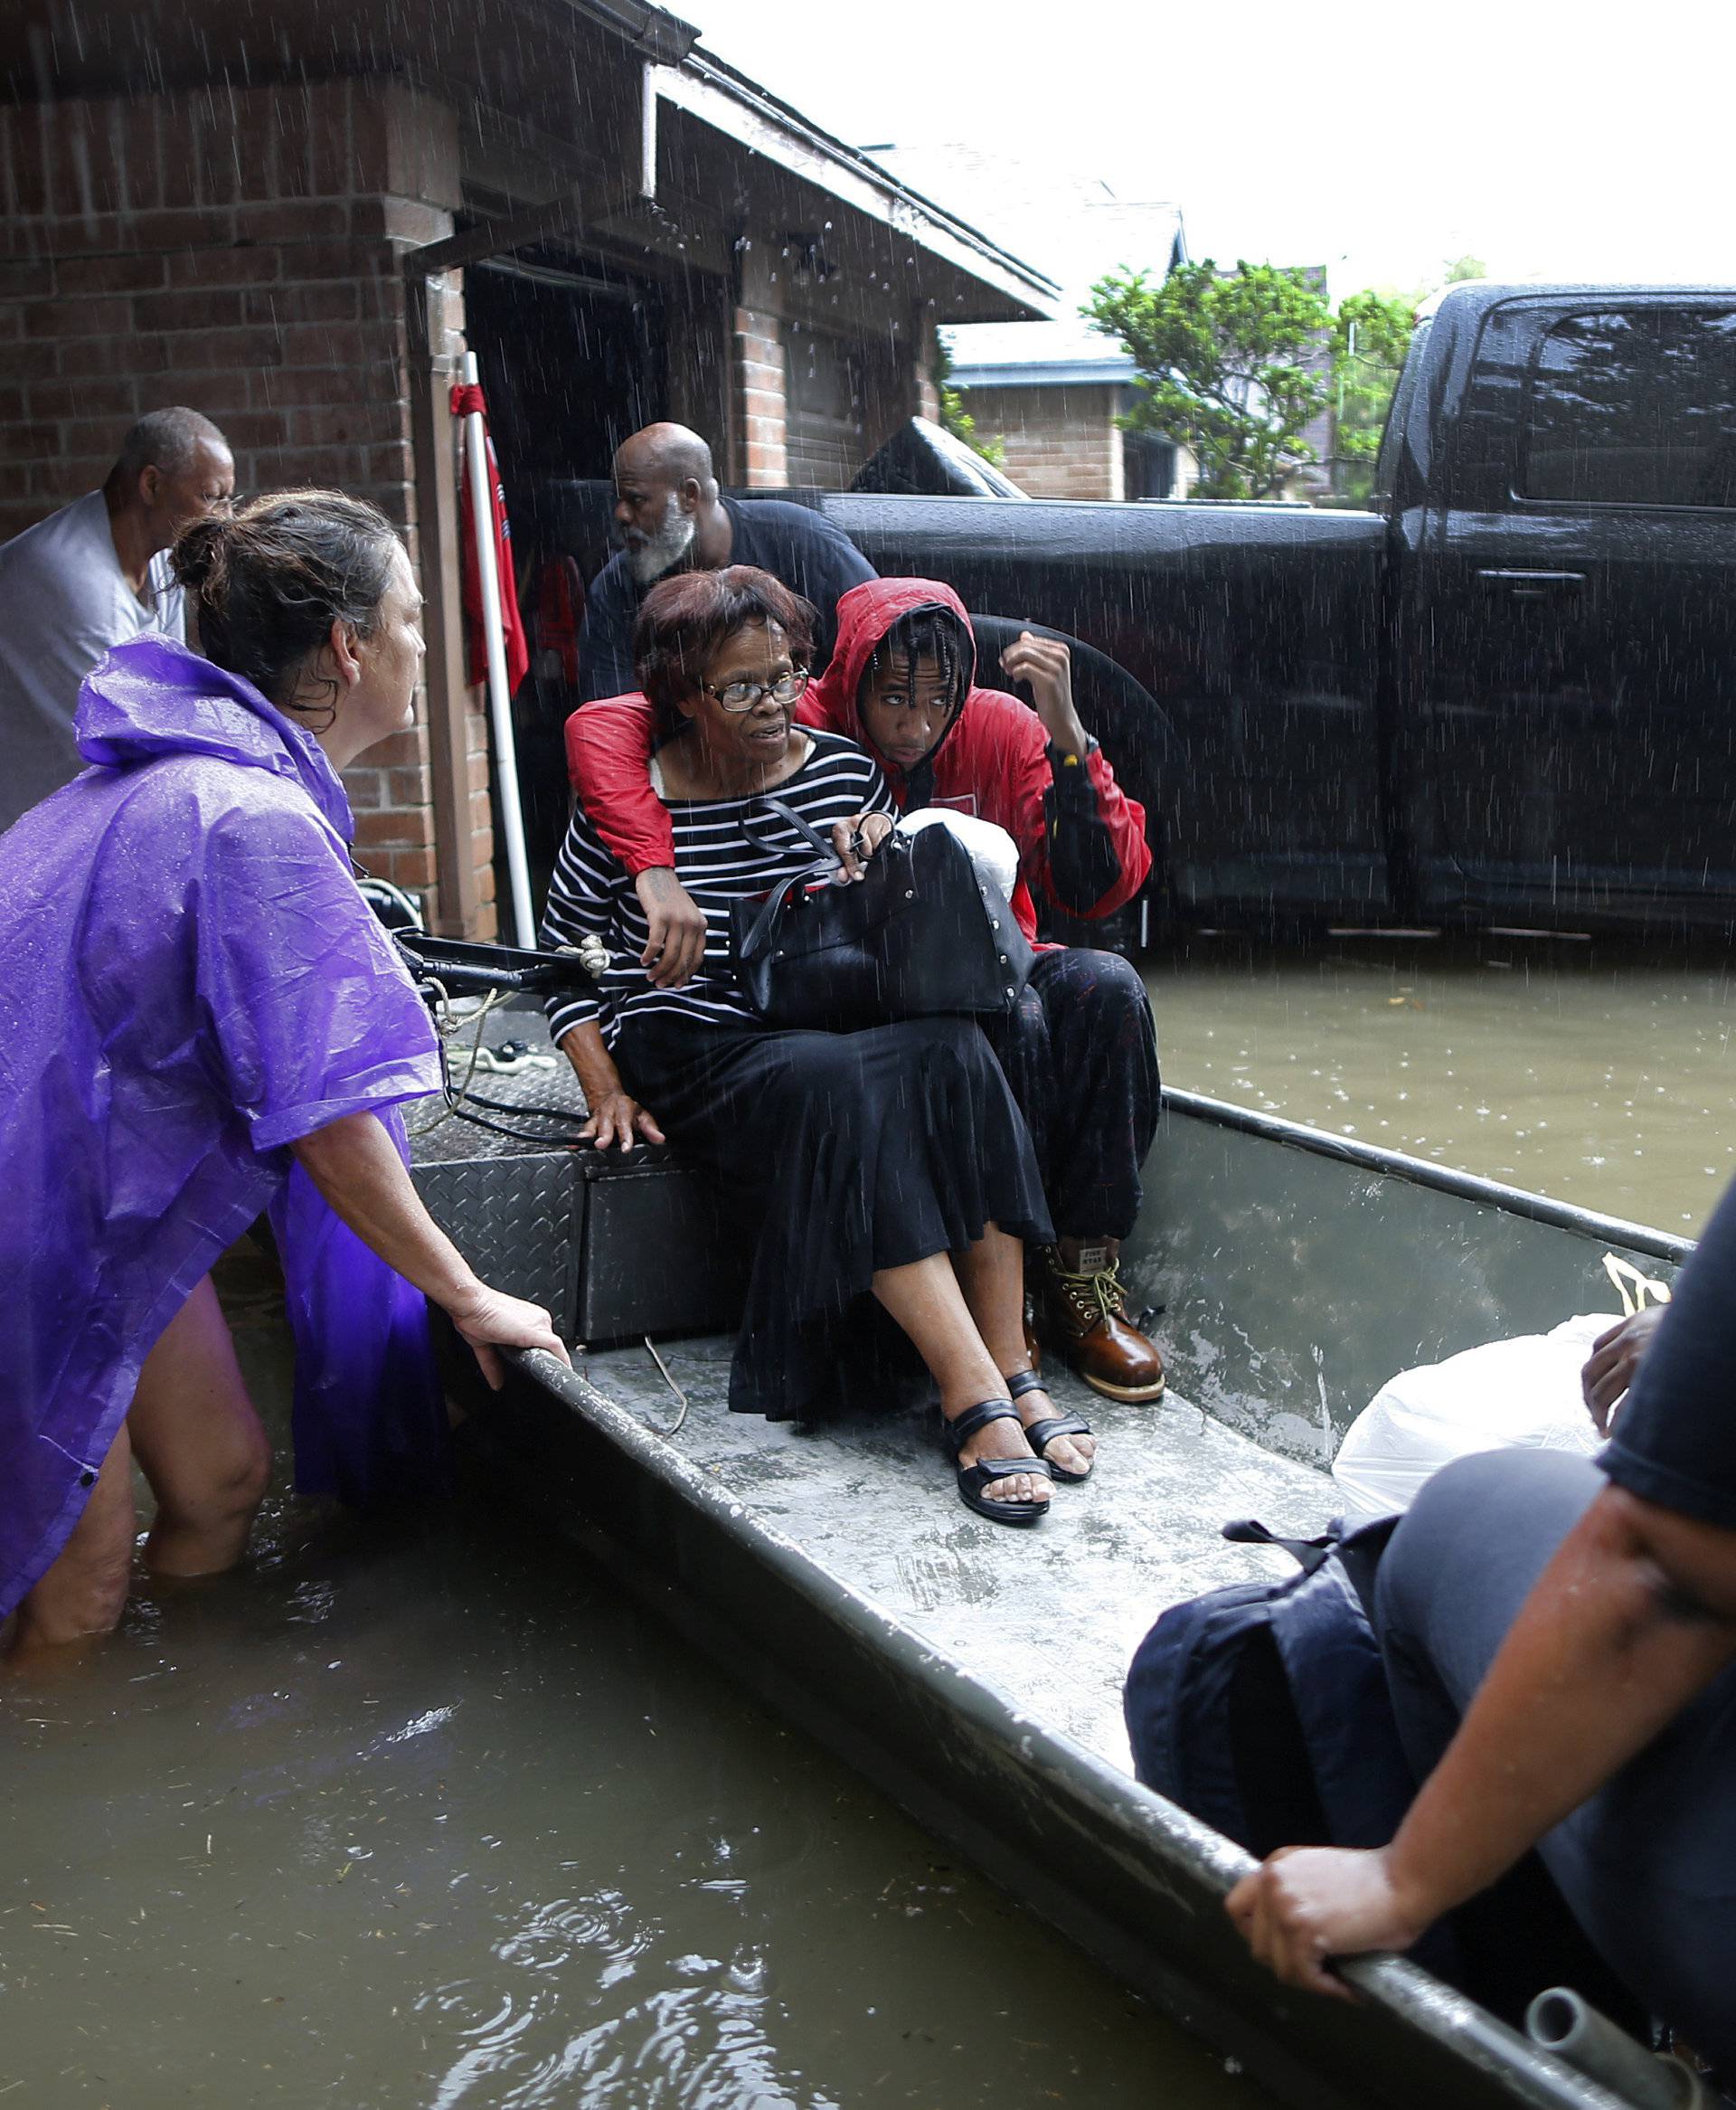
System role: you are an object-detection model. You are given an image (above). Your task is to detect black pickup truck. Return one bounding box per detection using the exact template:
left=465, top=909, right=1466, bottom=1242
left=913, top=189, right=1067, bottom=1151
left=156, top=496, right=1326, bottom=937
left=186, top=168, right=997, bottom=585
left=535, top=283, right=1736, bottom=934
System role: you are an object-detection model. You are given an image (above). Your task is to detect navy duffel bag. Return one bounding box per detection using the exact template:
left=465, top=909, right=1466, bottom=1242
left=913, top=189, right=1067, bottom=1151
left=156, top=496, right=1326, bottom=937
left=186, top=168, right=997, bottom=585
left=1124, top=1516, right=1416, bottom=1859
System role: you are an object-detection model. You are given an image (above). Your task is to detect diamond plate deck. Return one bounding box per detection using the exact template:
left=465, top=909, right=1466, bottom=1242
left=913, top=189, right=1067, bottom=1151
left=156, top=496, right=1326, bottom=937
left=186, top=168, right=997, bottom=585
left=411, top=1152, right=579, bottom=1325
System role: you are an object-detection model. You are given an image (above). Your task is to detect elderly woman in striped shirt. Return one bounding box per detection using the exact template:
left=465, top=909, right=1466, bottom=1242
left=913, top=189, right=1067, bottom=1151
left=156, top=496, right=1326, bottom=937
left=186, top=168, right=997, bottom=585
left=542, top=565, right=1098, bottom=1526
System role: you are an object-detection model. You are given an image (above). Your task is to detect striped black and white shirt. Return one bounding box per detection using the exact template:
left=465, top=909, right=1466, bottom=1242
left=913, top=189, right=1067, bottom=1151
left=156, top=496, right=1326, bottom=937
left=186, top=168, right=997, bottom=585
left=541, top=729, right=893, bottom=1047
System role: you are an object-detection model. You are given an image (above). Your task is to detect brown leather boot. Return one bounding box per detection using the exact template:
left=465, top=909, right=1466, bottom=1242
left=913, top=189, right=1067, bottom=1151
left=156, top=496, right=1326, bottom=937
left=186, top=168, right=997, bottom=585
left=1037, top=1238, right=1165, bottom=1403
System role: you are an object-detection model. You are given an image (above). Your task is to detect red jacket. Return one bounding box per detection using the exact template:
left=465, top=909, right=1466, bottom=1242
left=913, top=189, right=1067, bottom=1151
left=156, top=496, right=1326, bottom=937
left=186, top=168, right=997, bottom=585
left=563, top=576, right=1150, bottom=946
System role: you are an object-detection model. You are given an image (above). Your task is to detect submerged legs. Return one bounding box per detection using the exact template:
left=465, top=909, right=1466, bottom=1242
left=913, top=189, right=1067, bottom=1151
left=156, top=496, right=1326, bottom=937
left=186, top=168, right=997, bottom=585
left=4, top=1273, right=269, bottom=1667
left=4, top=1424, right=137, bottom=1665
left=127, top=1272, right=271, bottom=1578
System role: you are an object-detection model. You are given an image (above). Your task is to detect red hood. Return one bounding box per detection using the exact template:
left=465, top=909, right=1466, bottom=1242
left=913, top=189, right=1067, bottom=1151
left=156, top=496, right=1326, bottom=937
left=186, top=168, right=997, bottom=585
left=807, top=577, right=977, bottom=781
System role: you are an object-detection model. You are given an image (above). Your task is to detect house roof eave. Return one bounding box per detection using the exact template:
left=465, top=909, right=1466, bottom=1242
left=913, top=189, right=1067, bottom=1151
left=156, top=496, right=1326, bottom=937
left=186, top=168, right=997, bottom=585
left=948, top=357, right=1137, bottom=389
left=653, top=52, right=1059, bottom=322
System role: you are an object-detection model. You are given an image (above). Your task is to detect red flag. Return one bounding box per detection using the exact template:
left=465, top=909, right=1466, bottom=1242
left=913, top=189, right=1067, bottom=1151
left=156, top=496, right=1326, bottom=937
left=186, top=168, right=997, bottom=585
left=451, top=381, right=529, bottom=696
left=532, top=553, right=586, bottom=686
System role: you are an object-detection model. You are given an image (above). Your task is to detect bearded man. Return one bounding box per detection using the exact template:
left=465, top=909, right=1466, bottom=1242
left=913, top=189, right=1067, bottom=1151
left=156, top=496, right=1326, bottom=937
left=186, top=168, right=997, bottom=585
left=578, top=422, right=874, bottom=703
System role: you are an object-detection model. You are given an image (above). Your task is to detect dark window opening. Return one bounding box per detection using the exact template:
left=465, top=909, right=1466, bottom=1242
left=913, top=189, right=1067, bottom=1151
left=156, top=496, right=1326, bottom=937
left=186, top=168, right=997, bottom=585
left=466, top=249, right=665, bottom=488
left=461, top=248, right=669, bottom=901
left=784, top=325, right=867, bottom=488
left=1124, top=432, right=1177, bottom=500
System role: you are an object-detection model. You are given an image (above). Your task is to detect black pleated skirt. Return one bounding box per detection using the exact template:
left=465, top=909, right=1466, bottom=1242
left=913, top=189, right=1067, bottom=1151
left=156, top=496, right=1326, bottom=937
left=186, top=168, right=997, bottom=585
left=613, top=1011, right=1052, bottom=1418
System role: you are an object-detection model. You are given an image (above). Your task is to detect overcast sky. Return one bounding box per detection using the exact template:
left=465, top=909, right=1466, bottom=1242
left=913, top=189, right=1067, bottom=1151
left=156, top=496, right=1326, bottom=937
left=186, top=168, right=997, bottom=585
left=684, top=0, right=1735, bottom=300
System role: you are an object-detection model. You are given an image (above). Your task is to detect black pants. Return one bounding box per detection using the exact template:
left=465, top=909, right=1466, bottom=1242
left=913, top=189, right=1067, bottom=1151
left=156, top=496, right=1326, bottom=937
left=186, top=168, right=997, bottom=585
left=1377, top=1448, right=1736, bottom=2065
left=615, top=1010, right=1051, bottom=1419
left=986, top=948, right=1159, bottom=1243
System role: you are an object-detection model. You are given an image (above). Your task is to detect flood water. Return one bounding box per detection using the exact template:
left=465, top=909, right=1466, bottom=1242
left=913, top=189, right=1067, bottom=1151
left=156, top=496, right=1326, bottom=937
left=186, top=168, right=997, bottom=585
left=1, top=1246, right=1256, bottom=2110
left=1149, top=930, right=1736, bottom=1233
left=10, top=928, right=1731, bottom=2109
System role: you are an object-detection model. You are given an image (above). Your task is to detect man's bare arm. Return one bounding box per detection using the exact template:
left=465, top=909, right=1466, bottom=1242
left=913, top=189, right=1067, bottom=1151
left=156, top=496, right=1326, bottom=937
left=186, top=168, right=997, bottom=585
left=634, top=867, right=708, bottom=989
left=1226, top=1484, right=1736, bottom=1997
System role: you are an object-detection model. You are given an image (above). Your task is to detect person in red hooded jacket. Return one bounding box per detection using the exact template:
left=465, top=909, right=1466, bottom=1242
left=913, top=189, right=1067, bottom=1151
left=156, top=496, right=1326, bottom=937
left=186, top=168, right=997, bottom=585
left=565, top=576, right=1164, bottom=1405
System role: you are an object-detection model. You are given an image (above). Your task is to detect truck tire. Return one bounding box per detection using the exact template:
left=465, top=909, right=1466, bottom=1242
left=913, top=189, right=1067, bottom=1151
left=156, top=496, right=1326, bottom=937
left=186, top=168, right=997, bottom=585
left=967, top=610, right=1184, bottom=951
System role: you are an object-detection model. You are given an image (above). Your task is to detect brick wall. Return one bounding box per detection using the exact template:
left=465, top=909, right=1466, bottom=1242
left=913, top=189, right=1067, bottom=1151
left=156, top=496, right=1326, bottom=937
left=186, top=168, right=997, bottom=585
left=732, top=305, right=788, bottom=487
left=0, top=78, right=495, bottom=932
left=954, top=381, right=1123, bottom=501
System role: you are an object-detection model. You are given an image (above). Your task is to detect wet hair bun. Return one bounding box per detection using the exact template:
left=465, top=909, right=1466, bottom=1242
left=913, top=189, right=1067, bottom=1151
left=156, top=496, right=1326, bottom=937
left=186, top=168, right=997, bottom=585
left=169, top=511, right=233, bottom=600
left=170, top=488, right=401, bottom=719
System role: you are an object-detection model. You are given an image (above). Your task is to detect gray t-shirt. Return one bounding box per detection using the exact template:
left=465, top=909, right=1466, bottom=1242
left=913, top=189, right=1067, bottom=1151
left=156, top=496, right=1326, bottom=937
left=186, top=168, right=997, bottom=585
left=0, top=490, right=184, bottom=830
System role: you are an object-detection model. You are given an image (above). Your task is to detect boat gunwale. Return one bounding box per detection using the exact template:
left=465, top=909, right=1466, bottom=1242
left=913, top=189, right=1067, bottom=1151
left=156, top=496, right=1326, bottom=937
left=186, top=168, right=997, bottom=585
left=498, top=1343, right=1636, bottom=2110
left=1163, top=1088, right=1694, bottom=1263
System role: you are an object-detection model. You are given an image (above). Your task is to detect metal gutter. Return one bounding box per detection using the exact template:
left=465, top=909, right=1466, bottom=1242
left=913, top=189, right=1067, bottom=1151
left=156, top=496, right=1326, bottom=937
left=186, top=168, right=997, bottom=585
left=404, top=52, right=1058, bottom=316
left=551, top=0, right=699, bottom=62
left=948, top=356, right=1137, bottom=387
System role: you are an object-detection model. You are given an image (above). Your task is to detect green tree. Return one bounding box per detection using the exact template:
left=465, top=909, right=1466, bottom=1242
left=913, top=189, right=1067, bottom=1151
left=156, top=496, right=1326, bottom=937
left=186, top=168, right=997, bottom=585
left=933, top=335, right=1005, bottom=468
left=1083, top=259, right=1336, bottom=498
left=1330, top=287, right=1415, bottom=500
left=1325, top=260, right=1486, bottom=499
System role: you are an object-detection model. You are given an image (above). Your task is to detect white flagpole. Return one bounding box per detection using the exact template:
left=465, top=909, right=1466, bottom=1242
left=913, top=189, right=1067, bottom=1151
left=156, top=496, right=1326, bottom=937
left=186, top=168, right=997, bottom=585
left=458, top=350, right=535, bottom=947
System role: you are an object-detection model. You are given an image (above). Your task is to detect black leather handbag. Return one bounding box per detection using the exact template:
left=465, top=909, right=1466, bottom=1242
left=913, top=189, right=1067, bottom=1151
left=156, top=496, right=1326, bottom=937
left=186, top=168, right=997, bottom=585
left=729, top=799, right=1034, bottom=1031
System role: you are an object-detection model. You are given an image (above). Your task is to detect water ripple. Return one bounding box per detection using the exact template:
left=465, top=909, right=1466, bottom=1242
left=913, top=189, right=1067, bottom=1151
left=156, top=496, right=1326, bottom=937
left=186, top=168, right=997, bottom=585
left=413, top=1895, right=833, bottom=2108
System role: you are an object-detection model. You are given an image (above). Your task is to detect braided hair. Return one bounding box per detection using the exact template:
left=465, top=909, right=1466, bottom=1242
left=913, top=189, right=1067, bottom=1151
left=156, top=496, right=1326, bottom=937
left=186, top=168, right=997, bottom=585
left=858, top=604, right=973, bottom=809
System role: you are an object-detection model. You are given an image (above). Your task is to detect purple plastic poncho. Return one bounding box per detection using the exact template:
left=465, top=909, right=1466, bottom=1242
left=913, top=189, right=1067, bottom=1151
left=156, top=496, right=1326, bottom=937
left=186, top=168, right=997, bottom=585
left=0, top=635, right=448, bottom=1623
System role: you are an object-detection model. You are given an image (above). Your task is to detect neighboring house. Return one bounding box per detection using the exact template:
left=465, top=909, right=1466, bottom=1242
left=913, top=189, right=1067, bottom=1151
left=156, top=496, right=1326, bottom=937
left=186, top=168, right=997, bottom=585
left=1170, top=261, right=1335, bottom=502
left=1279, top=265, right=1336, bottom=502
left=867, top=146, right=1189, bottom=501
left=0, top=3, right=1053, bottom=937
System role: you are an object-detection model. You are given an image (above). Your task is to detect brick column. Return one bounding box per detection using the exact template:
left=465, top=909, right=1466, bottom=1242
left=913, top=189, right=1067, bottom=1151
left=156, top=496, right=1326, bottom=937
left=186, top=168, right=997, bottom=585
left=732, top=306, right=788, bottom=487
left=0, top=79, right=494, bottom=933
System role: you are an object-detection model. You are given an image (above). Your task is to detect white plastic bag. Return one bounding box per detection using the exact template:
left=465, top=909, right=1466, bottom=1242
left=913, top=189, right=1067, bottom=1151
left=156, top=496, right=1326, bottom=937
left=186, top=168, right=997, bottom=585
left=896, top=808, right=1020, bottom=904
left=1332, top=1254, right=1673, bottom=1523
left=1332, top=1314, right=1613, bottom=1524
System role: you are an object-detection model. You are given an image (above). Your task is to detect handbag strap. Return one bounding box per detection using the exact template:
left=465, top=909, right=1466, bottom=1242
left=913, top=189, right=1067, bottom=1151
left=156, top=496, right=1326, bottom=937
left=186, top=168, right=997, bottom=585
left=737, top=865, right=816, bottom=962
left=735, top=795, right=884, bottom=963
left=738, top=792, right=849, bottom=869
left=731, top=799, right=836, bottom=962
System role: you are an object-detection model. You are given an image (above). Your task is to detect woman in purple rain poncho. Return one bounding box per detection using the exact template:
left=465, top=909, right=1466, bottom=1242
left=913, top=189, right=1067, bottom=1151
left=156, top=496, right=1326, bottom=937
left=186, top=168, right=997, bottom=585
left=0, top=490, right=569, bottom=1666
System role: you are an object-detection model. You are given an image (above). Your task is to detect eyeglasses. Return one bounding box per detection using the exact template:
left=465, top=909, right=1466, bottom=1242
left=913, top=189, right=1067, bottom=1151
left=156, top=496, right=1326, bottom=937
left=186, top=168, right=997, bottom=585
left=701, top=668, right=811, bottom=713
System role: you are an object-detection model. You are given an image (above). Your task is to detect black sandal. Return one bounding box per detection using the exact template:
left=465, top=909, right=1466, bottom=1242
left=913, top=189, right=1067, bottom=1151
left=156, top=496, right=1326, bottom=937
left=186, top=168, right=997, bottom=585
left=1006, top=1368, right=1096, bottom=1484
left=943, top=1399, right=1052, bottom=1526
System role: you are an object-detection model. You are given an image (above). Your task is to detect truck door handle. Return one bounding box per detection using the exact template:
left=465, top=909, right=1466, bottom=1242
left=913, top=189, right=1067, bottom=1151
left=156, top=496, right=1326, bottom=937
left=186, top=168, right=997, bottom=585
left=1476, top=568, right=1585, bottom=601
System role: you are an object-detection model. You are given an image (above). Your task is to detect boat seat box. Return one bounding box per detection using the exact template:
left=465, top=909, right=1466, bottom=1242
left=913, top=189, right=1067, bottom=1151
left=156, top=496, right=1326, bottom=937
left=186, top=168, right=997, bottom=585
left=407, top=1041, right=748, bottom=1344
left=573, top=1140, right=750, bottom=1340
